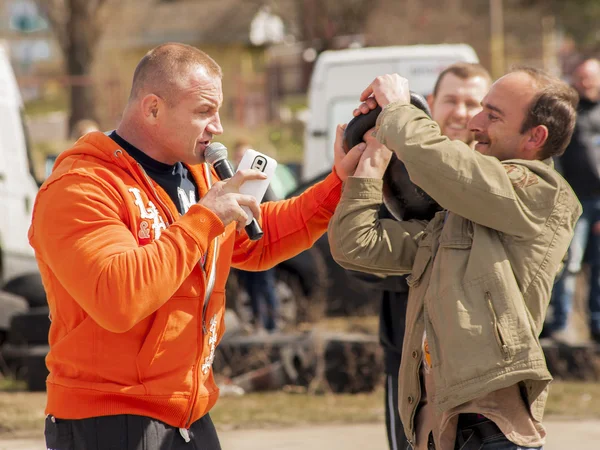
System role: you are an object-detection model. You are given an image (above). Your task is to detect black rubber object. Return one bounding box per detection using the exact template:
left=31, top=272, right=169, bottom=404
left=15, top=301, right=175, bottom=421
left=342, top=92, right=432, bottom=152
left=343, top=92, right=441, bottom=221
left=0, top=291, right=28, bottom=331
left=2, top=272, right=47, bottom=308
left=342, top=105, right=383, bottom=153
left=8, top=307, right=51, bottom=345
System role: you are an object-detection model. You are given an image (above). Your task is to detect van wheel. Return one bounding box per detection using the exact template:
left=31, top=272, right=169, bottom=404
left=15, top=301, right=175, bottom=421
left=3, top=273, right=47, bottom=308
left=24, top=346, right=49, bottom=392
left=9, top=307, right=51, bottom=345
left=275, top=266, right=327, bottom=326
left=273, top=269, right=300, bottom=327
left=0, top=291, right=29, bottom=334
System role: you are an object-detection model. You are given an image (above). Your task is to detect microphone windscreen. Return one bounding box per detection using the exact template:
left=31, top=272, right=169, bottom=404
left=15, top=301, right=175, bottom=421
left=205, top=142, right=228, bottom=165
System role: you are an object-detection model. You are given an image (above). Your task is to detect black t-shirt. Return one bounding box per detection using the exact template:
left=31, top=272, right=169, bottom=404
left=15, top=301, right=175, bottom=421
left=110, top=131, right=199, bottom=215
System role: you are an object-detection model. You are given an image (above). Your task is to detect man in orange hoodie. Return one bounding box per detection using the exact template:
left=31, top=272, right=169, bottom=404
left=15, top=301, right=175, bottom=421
left=29, top=43, right=364, bottom=450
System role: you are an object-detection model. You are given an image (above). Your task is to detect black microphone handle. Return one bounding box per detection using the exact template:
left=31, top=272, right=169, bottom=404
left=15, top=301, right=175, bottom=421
left=212, top=158, right=235, bottom=180
left=211, top=158, right=264, bottom=241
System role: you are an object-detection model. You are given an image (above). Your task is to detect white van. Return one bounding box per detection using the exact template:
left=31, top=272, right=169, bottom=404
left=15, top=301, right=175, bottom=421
left=302, top=44, right=479, bottom=181
left=0, top=41, right=42, bottom=289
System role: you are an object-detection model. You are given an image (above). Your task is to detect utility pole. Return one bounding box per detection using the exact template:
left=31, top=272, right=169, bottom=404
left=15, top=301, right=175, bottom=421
left=542, top=15, right=559, bottom=76
left=490, top=0, right=505, bottom=78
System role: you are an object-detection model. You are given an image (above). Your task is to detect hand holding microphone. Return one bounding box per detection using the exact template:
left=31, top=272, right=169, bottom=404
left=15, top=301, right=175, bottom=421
left=203, top=143, right=274, bottom=240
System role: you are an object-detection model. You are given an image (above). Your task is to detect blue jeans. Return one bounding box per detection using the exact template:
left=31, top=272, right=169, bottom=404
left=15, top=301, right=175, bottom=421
left=238, top=269, right=279, bottom=331
left=476, top=438, right=541, bottom=450
left=454, top=427, right=542, bottom=449
left=549, top=198, right=600, bottom=334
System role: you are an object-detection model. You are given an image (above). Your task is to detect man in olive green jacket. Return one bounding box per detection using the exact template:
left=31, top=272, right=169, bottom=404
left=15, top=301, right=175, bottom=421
left=329, top=68, right=582, bottom=450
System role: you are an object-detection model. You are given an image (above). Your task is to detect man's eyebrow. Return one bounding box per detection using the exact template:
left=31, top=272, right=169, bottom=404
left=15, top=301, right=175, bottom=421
left=196, top=100, right=218, bottom=109
left=482, top=101, right=505, bottom=116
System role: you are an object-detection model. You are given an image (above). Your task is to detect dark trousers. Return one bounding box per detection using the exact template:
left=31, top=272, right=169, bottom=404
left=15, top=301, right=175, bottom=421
left=45, top=413, right=221, bottom=450
left=451, top=414, right=542, bottom=450
left=385, top=354, right=409, bottom=450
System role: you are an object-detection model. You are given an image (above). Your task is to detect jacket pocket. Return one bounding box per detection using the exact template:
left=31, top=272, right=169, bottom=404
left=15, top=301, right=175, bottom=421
left=486, top=291, right=511, bottom=361
left=406, top=233, right=432, bottom=287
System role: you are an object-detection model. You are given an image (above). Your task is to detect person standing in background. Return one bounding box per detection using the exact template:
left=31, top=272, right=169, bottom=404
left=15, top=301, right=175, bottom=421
left=232, top=139, right=280, bottom=333
left=546, top=56, right=600, bottom=343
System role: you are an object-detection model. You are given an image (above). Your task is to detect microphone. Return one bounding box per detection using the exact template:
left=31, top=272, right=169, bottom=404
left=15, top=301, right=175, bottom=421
left=205, top=142, right=264, bottom=240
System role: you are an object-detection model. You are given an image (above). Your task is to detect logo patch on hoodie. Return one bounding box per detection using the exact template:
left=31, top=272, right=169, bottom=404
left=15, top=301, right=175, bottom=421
left=202, top=315, right=218, bottom=374
left=138, top=221, right=151, bottom=245
left=129, top=187, right=167, bottom=241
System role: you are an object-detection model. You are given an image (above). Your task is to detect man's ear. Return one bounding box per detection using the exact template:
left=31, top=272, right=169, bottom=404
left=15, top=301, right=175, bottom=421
left=525, top=125, right=549, bottom=154
left=141, top=94, right=161, bottom=123
left=427, top=94, right=435, bottom=113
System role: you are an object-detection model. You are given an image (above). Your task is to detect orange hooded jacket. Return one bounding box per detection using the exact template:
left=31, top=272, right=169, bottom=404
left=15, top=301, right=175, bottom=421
left=28, top=131, right=341, bottom=428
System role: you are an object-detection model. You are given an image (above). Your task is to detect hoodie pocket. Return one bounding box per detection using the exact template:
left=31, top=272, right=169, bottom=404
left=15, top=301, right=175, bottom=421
left=136, top=297, right=200, bottom=386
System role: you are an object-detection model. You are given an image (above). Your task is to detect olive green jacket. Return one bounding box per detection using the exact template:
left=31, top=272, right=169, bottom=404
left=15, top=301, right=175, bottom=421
left=328, top=103, right=581, bottom=442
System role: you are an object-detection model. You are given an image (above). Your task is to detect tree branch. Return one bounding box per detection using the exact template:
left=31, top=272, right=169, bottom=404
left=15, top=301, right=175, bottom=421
left=35, top=0, right=69, bottom=51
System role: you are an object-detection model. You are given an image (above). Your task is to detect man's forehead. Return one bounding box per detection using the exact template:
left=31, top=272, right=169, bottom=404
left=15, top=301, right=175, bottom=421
left=183, top=70, right=223, bottom=100
left=486, top=73, right=536, bottom=107
left=437, top=73, right=489, bottom=96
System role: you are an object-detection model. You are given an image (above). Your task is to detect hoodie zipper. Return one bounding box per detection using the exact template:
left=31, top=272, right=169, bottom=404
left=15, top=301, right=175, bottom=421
left=200, top=163, right=218, bottom=334
left=136, top=161, right=200, bottom=433
left=115, top=150, right=217, bottom=430
left=184, top=163, right=218, bottom=429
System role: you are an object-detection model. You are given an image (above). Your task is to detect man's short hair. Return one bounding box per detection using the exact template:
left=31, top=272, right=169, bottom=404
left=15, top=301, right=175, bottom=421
left=129, top=43, right=222, bottom=105
left=512, top=66, right=579, bottom=160
left=432, top=62, right=492, bottom=97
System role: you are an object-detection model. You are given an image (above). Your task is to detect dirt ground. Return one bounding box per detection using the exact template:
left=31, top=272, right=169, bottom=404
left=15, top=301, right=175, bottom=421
left=2, top=419, right=600, bottom=450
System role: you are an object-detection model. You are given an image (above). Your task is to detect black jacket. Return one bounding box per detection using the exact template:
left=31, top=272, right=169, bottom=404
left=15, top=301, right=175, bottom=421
left=558, top=97, right=600, bottom=200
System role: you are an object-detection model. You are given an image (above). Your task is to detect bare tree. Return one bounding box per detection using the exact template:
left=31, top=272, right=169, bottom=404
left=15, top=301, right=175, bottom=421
left=35, top=0, right=115, bottom=133
left=296, top=0, right=373, bottom=52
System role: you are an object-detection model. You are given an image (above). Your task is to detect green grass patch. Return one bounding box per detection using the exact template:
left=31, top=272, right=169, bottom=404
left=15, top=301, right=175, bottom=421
left=211, top=380, right=600, bottom=429
left=0, top=380, right=599, bottom=437
left=0, top=391, right=46, bottom=437
left=545, top=381, right=600, bottom=417
left=0, top=377, right=26, bottom=392
left=211, top=388, right=384, bottom=429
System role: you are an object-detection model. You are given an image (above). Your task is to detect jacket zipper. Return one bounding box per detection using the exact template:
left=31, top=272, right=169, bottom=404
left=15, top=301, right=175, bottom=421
left=407, top=360, right=423, bottom=446
left=486, top=291, right=510, bottom=360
